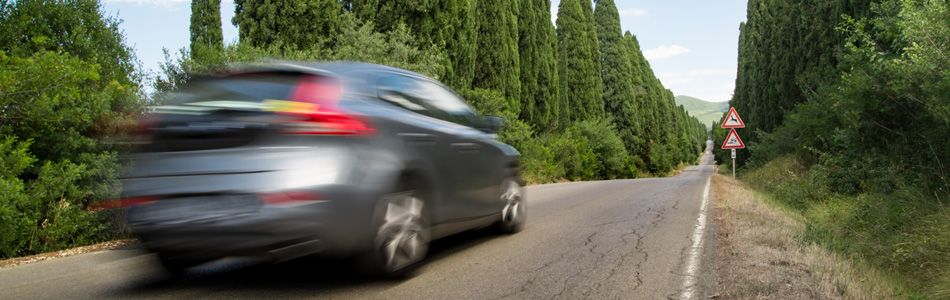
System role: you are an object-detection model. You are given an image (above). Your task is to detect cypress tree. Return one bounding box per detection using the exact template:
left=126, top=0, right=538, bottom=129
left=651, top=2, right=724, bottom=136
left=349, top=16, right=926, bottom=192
left=349, top=0, right=478, bottom=90
left=517, top=0, right=559, bottom=131
left=556, top=0, right=600, bottom=123
left=594, top=0, right=641, bottom=151
left=623, top=32, right=658, bottom=144
left=578, top=0, right=604, bottom=118
left=444, top=0, right=479, bottom=90
left=232, top=0, right=342, bottom=49
left=472, top=0, right=521, bottom=114
left=189, top=0, right=223, bottom=63
left=728, top=0, right=879, bottom=166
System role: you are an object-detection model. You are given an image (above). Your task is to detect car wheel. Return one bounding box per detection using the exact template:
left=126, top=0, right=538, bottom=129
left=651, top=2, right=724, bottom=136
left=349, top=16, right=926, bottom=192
left=363, top=178, right=430, bottom=277
left=495, top=178, right=526, bottom=233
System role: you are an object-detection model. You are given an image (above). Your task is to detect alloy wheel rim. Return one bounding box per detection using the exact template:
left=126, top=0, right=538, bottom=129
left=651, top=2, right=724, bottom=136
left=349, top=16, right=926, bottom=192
left=501, top=181, right=523, bottom=224
left=379, top=191, right=427, bottom=272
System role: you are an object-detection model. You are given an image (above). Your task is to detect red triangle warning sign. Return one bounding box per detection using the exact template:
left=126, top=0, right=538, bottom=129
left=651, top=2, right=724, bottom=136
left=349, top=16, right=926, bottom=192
left=721, top=129, right=745, bottom=149
left=721, top=107, right=745, bottom=128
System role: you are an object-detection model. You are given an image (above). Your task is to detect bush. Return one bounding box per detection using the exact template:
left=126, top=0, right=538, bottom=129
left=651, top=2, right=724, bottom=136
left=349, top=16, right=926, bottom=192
left=572, top=118, right=637, bottom=179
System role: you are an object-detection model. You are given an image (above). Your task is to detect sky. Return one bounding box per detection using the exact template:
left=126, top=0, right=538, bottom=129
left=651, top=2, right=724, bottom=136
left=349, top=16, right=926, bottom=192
left=101, top=0, right=748, bottom=102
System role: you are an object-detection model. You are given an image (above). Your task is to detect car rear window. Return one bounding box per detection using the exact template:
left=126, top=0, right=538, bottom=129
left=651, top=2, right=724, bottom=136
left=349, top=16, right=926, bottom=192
left=173, top=73, right=301, bottom=108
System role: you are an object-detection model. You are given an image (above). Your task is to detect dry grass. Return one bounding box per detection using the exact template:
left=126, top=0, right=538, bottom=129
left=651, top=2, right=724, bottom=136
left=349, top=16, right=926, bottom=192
left=0, top=239, right=137, bottom=269
left=713, top=174, right=901, bottom=299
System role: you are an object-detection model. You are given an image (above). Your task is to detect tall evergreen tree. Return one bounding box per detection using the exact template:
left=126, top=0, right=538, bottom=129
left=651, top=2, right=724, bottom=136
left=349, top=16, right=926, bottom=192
left=517, top=0, right=559, bottom=131
left=189, top=0, right=223, bottom=63
left=232, top=0, right=342, bottom=49
left=578, top=0, right=604, bottom=118
left=623, top=32, right=658, bottom=144
left=594, top=0, right=641, bottom=154
left=729, top=0, right=880, bottom=166
left=472, top=0, right=521, bottom=114
left=556, top=0, right=600, bottom=124
left=348, top=0, right=478, bottom=90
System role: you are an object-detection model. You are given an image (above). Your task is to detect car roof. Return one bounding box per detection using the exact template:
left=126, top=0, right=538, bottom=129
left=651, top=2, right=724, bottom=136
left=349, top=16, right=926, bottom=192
left=227, top=61, right=431, bottom=81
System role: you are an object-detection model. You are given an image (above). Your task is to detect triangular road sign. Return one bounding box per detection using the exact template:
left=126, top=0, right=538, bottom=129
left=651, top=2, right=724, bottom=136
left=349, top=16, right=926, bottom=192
left=721, top=128, right=745, bottom=149
left=721, top=107, right=745, bottom=128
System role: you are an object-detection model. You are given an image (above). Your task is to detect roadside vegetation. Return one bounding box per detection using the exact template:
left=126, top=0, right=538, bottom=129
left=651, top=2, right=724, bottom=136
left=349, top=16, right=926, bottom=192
left=718, top=0, right=950, bottom=297
left=0, top=0, right=707, bottom=259
left=714, top=174, right=906, bottom=299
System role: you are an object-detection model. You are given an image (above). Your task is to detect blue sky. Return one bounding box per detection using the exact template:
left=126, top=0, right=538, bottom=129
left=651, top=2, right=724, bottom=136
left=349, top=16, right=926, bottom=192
left=102, top=0, right=747, bottom=102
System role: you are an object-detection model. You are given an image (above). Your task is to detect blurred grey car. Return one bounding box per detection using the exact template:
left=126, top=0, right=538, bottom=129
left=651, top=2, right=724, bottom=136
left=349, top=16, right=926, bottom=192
left=117, top=62, right=525, bottom=277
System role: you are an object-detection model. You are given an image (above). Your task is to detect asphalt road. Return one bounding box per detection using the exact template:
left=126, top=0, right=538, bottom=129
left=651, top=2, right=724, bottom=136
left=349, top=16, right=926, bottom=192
left=0, top=147, right=719, bottom=300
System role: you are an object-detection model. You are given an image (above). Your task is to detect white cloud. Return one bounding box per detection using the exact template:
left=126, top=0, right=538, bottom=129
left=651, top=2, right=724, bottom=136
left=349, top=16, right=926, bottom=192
left=618, top=8, right=648, bottom=17
left=551, top=6, right=558, bottom=25
left=102, top=0, right=188, bottom=9
left=643, top=45, right=691, bottom=60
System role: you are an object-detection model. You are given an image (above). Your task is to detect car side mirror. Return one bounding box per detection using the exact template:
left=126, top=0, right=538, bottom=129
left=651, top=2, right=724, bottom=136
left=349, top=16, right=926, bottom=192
left=477, top=115, right=506, bottom=134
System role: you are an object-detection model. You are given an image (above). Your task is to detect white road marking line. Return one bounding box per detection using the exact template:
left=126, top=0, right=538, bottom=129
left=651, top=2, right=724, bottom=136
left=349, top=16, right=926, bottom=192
left=681, top=176, right=711, bottom=299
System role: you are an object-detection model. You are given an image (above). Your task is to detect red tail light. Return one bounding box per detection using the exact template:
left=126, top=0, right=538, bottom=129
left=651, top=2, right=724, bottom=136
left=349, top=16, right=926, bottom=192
left=260, top=191, right=324, bottom=206
left=89, top=196, right=157, bottom=211
left=280, top=75, right=375, bottom=136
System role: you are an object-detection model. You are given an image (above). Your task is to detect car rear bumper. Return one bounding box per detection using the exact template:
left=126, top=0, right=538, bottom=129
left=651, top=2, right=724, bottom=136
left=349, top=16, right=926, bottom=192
left=134, top=217, right=332, bottom=263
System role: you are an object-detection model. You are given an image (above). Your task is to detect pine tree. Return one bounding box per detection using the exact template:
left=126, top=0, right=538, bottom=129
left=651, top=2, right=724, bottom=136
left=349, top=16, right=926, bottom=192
left=189, top=0, right=223, bottom=63
left=556, top=0, right=600, bottom=124
left=232, top=0, right=342, bottom=49
left=472, top=0, right=521, bottom=114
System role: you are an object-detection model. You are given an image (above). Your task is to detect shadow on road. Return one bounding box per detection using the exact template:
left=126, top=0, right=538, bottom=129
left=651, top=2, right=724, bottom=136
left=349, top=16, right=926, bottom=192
left=114, top=227, right=502, bottom=297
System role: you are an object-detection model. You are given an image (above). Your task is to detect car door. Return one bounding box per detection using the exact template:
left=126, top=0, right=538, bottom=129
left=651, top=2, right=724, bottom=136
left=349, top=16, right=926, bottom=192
left=374, top=75, right=472, bottom=223
left=412, top=80, right=503, bottom=219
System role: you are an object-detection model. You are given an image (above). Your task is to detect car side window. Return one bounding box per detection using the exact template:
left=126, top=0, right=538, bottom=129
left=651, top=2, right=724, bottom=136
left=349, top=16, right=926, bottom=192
left=376, top=76, right=433, bottom=117
left=414, top=81, right=477, bottom=127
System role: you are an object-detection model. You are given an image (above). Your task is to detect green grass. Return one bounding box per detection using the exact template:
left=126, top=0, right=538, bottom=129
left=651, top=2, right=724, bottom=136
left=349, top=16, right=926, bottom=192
left=741, top=156, right=950, bottom=299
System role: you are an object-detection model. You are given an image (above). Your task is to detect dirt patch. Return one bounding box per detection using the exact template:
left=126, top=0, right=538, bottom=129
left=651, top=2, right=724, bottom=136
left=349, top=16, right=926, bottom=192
left=713, top=175, right=898, bottom=299
left=0, top=239, right=138, bottom=269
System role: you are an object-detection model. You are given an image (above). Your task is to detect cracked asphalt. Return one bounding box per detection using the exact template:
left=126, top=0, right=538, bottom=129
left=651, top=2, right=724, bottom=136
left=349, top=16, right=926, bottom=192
left=0, top=150, right=718, bottom=300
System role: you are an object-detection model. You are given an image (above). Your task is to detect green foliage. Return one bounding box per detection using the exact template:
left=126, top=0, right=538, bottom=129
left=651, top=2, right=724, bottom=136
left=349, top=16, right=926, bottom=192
left=516, top=0, right=559, bottom=132
left=0, top=0, right=138, bottom=86
left=0, top=51, right=126, bottom=258
left=0, top=0, right=139, bottom=258
left=156, top=15, right=445, bottom=94
left=232, top=0, right=343, bottom=50
left=556, top=0, right=602, bottom=124
left=349, top=0, right=477, bottom=91
left=594, top=0, right=643, bottom=161
left=573, top=118, right=637, bottom=179
left=577, top=0, right=603, bottom=119
left=741, top=1, right=950, bottom=295
left=730, top=0, right=880, bottom=167
left=189, top=0, right=224, bottom=64
left=472, top=0, right=521, bottom=115
left=744, top=156, right=950, bottom=297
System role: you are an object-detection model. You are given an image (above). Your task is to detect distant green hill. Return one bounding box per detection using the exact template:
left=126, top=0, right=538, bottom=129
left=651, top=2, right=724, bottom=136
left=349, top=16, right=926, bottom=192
left=675, top=95, right=730, bottom=129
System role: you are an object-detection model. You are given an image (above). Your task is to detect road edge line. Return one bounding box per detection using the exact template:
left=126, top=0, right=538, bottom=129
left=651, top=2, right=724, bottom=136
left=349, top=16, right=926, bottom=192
left=681, top=176, right=712, bottom=299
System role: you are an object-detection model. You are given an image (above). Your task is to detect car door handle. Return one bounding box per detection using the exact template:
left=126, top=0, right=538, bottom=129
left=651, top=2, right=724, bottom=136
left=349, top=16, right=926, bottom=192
left=451, top=142, right=481, bottom=154
left=398, top=133, right=438, bottom=146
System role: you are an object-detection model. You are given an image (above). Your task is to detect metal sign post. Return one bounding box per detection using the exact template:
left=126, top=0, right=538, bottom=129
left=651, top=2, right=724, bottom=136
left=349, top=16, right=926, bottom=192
left=731, top=149, right=736, bottom=178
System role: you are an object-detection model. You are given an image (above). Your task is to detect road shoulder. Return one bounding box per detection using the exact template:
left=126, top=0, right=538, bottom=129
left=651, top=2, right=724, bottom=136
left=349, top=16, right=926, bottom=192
left=712, top=174, right=899, bottom=299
